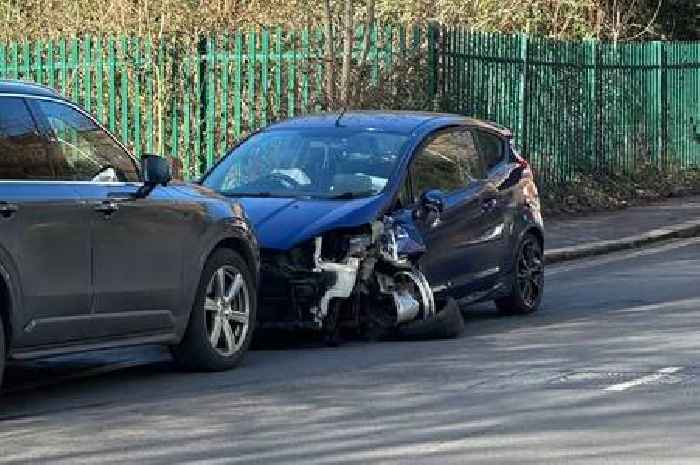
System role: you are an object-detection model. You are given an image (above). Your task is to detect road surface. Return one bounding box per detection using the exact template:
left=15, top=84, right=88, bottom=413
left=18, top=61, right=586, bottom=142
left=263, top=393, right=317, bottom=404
left=2, top=238, right=700, bottom=464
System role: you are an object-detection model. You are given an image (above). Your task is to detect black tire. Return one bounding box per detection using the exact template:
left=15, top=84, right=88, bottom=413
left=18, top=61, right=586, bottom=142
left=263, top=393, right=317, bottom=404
left=0, top=317, right=4, bottom=389
left=172, top=248, right=257, bottom=371
left=496, top=233, right=544, bottom=315
left=395, top=298, right=465, bottom=340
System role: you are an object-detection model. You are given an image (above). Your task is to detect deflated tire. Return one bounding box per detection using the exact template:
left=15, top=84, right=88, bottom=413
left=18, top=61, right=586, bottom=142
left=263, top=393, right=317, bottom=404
left=394, top=298, right=464, bottom=340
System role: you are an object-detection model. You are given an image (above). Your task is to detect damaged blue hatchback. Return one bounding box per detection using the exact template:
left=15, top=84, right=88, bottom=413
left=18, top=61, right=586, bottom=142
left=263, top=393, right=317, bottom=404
left=201, top=111, right=544, bottom=340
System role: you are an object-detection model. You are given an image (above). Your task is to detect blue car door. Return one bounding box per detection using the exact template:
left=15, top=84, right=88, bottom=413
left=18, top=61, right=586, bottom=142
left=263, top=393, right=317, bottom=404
left=409, top=127, right=501, bottom=299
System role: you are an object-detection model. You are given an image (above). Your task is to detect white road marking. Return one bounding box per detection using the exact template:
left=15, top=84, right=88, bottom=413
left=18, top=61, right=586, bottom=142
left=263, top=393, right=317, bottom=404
left=603, top=366, right=683, bottom=392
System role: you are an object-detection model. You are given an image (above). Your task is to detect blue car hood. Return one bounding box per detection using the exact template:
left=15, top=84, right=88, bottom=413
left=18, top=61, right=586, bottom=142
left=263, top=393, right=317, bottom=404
left=234, top=194, right=390, bottom=250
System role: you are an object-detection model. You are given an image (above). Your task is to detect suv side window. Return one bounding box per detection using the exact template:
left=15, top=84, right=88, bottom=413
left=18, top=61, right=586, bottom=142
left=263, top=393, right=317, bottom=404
left=412, top=129, right=483, bottom=201
left=474, top=130, right=505, bottom=171
left=0, top=97, right=52, bottom=180
left=32, top=99, right=139, bottom=182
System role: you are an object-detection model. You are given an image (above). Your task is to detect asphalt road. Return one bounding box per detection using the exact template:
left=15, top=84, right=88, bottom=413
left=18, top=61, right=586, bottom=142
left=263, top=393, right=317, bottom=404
left=2, top=238, right=700, bottom=464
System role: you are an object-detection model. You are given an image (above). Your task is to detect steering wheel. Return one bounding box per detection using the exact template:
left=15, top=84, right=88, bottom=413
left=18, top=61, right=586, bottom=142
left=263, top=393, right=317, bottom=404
left=265, top=172, right=302, bottom=189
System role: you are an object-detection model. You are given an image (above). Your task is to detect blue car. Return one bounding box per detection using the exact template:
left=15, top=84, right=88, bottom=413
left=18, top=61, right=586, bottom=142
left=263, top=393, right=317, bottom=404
left=201, top=111, right=544, bottom=339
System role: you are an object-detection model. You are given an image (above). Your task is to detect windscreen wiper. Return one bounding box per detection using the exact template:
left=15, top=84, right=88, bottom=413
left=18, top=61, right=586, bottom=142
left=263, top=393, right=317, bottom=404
left=327, top=191, right=375, bottom=200
left=221, top=191, right=274, bottom=197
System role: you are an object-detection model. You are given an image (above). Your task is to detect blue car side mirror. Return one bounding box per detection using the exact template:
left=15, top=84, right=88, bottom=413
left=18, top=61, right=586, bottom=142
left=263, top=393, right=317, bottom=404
left=420, top=189, right=445, bottom=212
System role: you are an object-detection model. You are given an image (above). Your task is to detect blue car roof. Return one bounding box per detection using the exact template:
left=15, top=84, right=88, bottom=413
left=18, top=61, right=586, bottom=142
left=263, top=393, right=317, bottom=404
left=0, top=79, right=61, bottom=98
left=265, top=111, right=512, bottom=138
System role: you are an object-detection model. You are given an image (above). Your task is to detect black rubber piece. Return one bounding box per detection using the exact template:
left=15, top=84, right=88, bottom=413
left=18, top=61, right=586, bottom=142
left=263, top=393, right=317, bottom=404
left=394, top=298, right=465, bottom=340
left=0, top=316, right=4, bottom=389
left=171, top=248, right=257, bottom=372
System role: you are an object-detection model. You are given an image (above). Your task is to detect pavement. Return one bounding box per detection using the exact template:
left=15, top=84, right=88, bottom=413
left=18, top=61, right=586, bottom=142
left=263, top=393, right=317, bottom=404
left=545, top=195, right=700, bottom=263
left=2, top=235, right=700, bottom=464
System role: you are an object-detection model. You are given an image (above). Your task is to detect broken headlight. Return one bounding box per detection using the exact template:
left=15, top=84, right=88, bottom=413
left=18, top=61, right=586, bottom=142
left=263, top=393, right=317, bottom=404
left=380, top=220, right=409, bottom=265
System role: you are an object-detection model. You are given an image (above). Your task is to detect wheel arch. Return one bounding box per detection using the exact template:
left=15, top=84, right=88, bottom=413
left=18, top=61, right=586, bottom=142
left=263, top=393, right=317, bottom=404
left=208, top=237, right=259, bottom=286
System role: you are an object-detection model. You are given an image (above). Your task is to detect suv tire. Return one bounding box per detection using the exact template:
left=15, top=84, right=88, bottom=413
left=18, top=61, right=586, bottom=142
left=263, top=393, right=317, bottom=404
left=172, top=249, right=256, bottom=371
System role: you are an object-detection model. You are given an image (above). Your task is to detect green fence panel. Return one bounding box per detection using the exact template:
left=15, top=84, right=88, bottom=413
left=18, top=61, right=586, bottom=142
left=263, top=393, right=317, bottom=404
left=0, top=26, right=696, bottom=184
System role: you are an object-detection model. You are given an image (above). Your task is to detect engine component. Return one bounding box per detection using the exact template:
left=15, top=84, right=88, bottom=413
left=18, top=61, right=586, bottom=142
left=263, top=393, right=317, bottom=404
left=377, top=267, right=436, bottom=324
left=311, top=236, right=360, bottom=325
left=393, top=288, right=420, bottom=323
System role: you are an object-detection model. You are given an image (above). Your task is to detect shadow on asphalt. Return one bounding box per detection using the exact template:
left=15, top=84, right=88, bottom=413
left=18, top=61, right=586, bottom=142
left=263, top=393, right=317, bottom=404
left=0, top=302, right=502, bottom=398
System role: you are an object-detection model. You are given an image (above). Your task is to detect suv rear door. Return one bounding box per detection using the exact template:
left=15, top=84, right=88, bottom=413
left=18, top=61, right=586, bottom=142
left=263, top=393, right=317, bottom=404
left=0, top=96, right=93, bottom=349
left=30, top=98, right=185, bottom=340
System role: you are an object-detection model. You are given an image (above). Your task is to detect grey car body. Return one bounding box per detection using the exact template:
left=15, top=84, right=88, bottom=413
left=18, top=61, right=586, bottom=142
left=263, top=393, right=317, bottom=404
left=0, top=80, right=258, bottom=368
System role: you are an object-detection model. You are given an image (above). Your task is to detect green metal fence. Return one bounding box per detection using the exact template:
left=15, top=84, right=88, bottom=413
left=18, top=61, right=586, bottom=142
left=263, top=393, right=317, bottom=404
left=0, top=25, right=698, bottom=184
left=442, top=28, right=700, bottom=184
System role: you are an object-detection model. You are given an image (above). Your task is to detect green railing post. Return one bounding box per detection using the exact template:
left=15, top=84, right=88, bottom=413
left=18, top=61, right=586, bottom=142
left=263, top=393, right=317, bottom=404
left=132, top=37, right=142, bottom=157
left=517, top=33, right=529, bottom=154
left=107, top=37, right=117, bottom=133
left=287, top=30, right=296, bottom=118
left=195, top=35, right=207, bottom=175
left=145, top=37, right=154, bottom=154
left=233, top=31, right=242, bottom=140
left=658, top=41, right=668, bottom=170
left=120, top=36, right=129, bottom=146
left=0, top=44, right=6, bottom=79
left=427, top=23, right=437, bottom=103
left=247, top=30, right=257, bottom=130
left=59, top=39, right=67, bottom=95
left=585, top=39, right=598, bottom=171
left=9, top=42, right=18, bottom=80
left=33, top=40, right=42, bottom=85
left=220, top=34, right=230, bottom=153
left=205, top=35, right=216, bottom=168
left=95, top=37, right=104, bottom=124
left=83, top=36, right=92, bottom=113
left=261, top=29, right=270, bottom=126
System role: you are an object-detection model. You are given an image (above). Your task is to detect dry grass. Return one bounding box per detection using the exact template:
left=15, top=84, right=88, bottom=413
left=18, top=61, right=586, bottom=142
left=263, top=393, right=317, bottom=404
left=542, top=166, right=700, bottom=217
left=0, top=0, right=670, bottom=42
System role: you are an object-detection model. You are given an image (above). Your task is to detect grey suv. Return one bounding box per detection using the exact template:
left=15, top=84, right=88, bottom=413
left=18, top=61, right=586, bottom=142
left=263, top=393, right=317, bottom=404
left=0, top=81, right=259, bottom=388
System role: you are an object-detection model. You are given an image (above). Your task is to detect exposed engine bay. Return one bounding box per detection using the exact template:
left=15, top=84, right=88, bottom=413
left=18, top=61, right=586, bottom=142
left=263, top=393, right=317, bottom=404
left=258, top=216, right=461, bottom=340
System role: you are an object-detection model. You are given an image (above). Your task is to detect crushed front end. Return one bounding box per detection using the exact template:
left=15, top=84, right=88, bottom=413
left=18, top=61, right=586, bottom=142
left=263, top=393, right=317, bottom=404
left=258, top=217, right=460, bottom=340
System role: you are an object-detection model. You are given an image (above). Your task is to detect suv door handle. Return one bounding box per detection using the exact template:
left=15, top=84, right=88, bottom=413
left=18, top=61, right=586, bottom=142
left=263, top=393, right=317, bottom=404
left=481, top=198, right=498, bottom=212
left=94, top=201, right=119, bottom=215
left=0, top=202, right=18, bottom=218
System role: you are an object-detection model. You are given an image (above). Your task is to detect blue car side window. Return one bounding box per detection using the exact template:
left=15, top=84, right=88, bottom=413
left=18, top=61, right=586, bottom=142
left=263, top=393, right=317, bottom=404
left=412, top=129, right=483, bottom=201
